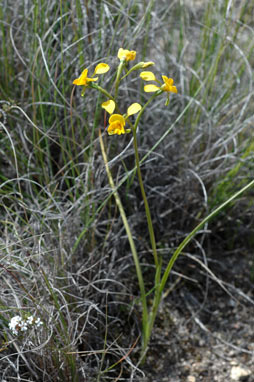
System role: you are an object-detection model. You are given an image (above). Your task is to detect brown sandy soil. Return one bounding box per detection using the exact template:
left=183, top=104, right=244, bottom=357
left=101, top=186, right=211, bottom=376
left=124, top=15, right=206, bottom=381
left=141, top=251, right=254, bottom=382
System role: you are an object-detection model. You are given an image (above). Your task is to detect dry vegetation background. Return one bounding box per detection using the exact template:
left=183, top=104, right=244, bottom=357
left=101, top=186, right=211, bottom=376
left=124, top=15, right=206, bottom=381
left=1, top=0, right=254, bottom=381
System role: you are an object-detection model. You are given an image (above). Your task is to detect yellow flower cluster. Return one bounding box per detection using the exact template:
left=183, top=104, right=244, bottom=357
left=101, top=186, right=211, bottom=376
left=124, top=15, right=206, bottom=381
left=73, top=48, right=178, bottom=134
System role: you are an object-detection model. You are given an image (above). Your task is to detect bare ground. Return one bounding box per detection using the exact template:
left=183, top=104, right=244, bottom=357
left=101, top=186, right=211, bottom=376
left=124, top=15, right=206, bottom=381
left=141, top=249, right=254, bottom=382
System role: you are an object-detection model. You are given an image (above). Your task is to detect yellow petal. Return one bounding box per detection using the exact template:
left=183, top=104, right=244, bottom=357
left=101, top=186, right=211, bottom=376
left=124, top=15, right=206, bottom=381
left=73, top=78, right=83, bottom=85
left=170, top=86, right=178, bottom=93
left=73, top=68, right=99, bottom=86
left=86, top=77, right=98, bottom=82
left=127, top=103, right=142, bottom=116
left=144, top=84, right=160, bottom=92
left=101, top=100, right=115, bottom=114
left=117, top=48, right=136, bottom=61
left=73, top=68, right=88, bottom=85
left=118, top=48, right=127, bottom=60
left=142, top=61, right=155, bottom=68
left=140, top=71, right=156, bottom=81
left=108, top=121, right=125, bottom=135
left=162, top=75, right=171, bottom=84
left=73, top=77, right=96, bottom=85
left=79, top=68, right=88, bottom=78
left=161, top=76, right=178, bottom=93
left=126, top=50, right=136, bottom=61
left=161, top=76, right=174, bottom=86
left=109, top=114, right=125, bottom=126
left=94, top=63, right=110, bottom=75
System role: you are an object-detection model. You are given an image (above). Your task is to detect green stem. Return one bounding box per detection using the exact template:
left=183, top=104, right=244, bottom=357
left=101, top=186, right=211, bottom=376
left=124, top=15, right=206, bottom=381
left=134, top=90, right=162, bottom=131
left=114, top=60, right=125, bottom=99
left=140, top=259, right=162, bottom=361
left=132, top=129, right=158, bottom=268
left=130, top=91, right=163, bottom=358
left=90, top=83, right=115, bottom=101
left=131, top=92, right=162, bottom=265
left=98, top=130, right=149, bottom=344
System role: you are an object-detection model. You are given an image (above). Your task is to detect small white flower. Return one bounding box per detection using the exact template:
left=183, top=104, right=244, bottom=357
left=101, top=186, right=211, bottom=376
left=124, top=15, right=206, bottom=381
left=35, top=317, right=42, bottom=327
left=9, top=315, right=25, bottom=335
left=9, top=314, right=42, bottom=335
left=20, top=324, right=28, bottom=332
left=27, top=316, right=34, bottom=325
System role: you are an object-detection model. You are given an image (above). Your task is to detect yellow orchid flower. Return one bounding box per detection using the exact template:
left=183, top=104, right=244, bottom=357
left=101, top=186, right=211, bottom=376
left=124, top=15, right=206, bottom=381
left=108, top=114, right=126, bottom=135
left=105, top=103, right=142, bottom=135
left=141, top=72, right=178, bottom=93
left=161, top=76, right=178, bottom=93
left=118, top=48, right=136, bottom=62
left=73, top=63, right=110, bottom=86
left=140, top=71, right=177, bottom=105
left=73, top=69, right=98, bottom=86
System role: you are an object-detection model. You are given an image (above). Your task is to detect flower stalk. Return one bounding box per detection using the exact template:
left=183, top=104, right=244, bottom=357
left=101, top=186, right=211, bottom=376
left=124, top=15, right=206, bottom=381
left=72, top=48, right=178, bottom=361
left=98, top=129, right=149, bottom=344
